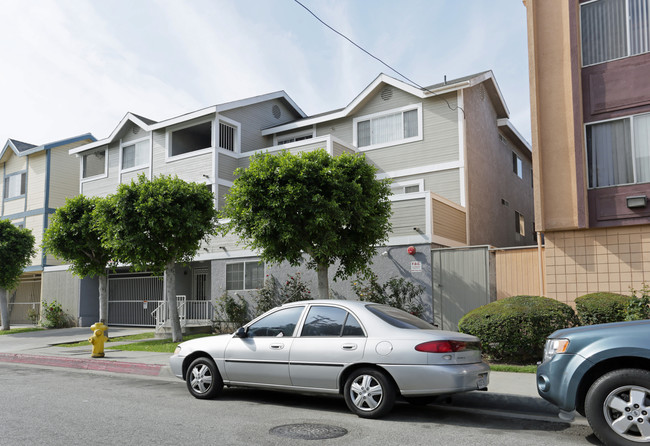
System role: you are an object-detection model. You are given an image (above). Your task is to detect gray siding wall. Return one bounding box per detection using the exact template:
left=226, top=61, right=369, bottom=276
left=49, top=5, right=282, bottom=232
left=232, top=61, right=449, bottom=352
left=393, top=169, right=461, bottom=204
left=390, top=198, right=426, bottom=237
left=42, top=270, right=80, bottom=325
left=120, top=122, right=148, bottom=143
left=220, top=99, right=301, bottom=153
left=218, top=153, right=238, bottom=182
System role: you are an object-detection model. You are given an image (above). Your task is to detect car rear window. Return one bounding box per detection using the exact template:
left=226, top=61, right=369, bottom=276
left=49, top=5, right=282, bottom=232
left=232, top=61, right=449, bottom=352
left=366, top=304, right=435, bottom=329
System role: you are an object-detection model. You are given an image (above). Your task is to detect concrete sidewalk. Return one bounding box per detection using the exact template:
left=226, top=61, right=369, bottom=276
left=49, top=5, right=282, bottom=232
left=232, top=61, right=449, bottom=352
left=0, top=326, right=539, bottom=397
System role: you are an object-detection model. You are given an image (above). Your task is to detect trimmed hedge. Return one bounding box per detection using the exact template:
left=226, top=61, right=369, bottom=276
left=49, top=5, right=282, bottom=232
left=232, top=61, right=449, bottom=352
left=575, top=292, right=635, bottom=325
left=458, top=295, right=578, bottom=364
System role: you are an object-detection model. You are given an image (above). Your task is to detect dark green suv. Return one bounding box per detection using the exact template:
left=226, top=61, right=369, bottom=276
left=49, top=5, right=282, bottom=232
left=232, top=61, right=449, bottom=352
left=537, top=320, right=650, bottom=446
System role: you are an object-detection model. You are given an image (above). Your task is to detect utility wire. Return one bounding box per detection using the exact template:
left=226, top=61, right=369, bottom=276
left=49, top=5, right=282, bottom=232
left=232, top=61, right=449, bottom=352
left=292, top=0, right=465, bottom=117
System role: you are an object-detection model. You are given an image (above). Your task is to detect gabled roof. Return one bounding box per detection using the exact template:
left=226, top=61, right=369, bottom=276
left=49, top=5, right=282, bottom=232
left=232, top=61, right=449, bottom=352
left=70, top=90, right=306, bottom=155
left=261, top=71, right=511, bottom=136
left=1, top=133, right=96, bottom=163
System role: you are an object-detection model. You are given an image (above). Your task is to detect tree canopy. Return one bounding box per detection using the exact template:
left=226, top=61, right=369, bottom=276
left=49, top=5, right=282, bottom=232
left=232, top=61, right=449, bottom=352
left=0, top=219, right=36, bottom=330
left=97, top=174, right=218, bottom=341
left=43, top=195, right=114, bottom=323
left=219, top=149, right=392, bottom=299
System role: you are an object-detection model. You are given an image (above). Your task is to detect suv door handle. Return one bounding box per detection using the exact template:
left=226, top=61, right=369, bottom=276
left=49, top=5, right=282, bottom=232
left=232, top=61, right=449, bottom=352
left=270, top=343, right=284, bottom=350
left=342, top=344, right=357, bottom=350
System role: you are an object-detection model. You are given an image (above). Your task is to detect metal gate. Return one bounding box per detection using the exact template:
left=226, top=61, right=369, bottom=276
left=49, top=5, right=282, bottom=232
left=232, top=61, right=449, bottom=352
left=4, top=275, right=41, bottom=325
left=431, top=246, right=494, bottom=331
left=107, top=274, right=163, bottom=326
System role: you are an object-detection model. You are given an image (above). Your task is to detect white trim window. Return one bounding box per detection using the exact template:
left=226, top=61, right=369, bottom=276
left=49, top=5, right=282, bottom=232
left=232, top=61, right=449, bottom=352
left=353, top=104, right=423, bottom=150
left=390, top=179, right=424, bottom=195
left=586, top=112, right=650, bottom=188
left=276, top=130, right=314, bottom=145
left=581, top=0, right=650, bottom=66
left=3, top=172, right=26, bottom=199
left=226, top=261, right=264, bottom=290
left=512, top=152, right=523, bottom=179
left=82, top=149, right=107, bottom=179
left=121, top=138, right=149, bottom=171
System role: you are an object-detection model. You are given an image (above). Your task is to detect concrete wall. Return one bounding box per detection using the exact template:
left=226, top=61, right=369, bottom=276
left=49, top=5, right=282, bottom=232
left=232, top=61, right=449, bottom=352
left=41, top=269, right=81, bottom=326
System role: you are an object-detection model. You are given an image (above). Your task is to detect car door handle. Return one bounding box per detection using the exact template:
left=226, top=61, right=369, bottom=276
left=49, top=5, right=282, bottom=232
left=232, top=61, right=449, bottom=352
left=270, top=343, right=284, bottom=350
left=342, top=344, right=357, bottom=351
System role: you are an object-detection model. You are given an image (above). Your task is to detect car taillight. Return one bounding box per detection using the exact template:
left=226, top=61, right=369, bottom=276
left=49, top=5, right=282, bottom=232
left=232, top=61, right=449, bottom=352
left=415, top=340, right=467, bottom=353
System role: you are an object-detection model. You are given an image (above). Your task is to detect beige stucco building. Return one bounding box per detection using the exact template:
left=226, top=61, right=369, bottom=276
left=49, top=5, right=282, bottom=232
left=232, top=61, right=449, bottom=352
left=525, top=0, right=650, bottom=304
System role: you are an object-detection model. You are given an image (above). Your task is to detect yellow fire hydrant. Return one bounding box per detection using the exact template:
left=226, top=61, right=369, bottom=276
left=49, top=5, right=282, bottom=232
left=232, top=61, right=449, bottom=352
left=89, top=322, right=109, bottom=358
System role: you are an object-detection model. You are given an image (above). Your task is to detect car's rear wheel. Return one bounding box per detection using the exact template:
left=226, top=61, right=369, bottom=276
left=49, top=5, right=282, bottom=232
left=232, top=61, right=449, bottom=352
left=344, top=368, right=395, bottom=418
left=585, top=368, right=650, bottom=445
left=186, top=357, right=223, bottom=399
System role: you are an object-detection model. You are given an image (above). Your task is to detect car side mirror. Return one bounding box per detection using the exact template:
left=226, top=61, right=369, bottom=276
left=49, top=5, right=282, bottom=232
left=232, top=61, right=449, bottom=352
left=234, top=327, right=248, bottom=338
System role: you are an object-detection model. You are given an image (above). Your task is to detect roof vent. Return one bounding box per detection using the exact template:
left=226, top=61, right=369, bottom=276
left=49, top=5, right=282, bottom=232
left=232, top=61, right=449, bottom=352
left=272, top=105, right=281, bottom=119
left=132, top=126, right=140, bottom=135
left=479, top=85, right=486, bottom=101
left=380, top=87, right=393, bottom=101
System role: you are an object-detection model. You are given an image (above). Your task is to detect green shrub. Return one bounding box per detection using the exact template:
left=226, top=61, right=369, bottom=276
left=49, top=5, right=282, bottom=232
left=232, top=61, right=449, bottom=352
left=41, top=300, right=71, bottom=328
left=458, top=295, right=579, bottom=364
left=216, top=292, right=249, bottom=327
left=353, top=273, right=425, bottom=318
left=626, top=283, right=650, bottom=321
left=575, top=292, right=635, bottom=325
left=253, top=273, right=312, bottom=317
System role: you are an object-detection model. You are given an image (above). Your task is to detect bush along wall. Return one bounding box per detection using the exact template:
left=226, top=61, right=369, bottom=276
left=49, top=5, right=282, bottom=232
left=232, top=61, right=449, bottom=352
left=575, top=292, right=635, bottom=325
left=458, top=295, right=579, bottom=364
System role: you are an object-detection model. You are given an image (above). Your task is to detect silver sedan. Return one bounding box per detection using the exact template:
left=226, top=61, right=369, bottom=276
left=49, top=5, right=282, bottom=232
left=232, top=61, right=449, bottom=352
left=169, top=299, right=489, bottom=418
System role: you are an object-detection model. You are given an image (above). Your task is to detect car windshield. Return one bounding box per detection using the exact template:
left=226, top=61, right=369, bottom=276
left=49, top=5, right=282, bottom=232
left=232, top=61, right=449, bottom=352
left=366, top=304, right=435, bottom=330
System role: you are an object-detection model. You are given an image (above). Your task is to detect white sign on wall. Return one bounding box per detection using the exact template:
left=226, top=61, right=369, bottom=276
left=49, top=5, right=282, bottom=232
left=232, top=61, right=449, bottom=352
left=410, top=261, right=422, bottom=272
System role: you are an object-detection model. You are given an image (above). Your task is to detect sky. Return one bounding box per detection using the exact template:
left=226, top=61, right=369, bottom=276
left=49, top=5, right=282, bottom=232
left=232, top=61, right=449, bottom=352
left=0, top=0, right=531, bottom=149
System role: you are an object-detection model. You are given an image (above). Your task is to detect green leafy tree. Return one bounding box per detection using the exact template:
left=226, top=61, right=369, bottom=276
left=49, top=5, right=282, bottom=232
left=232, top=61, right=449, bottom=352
left=97, top=174, right=218, bottom=342
left=0, top=220, right=36, bottom=330
left=220, top=149, right=392, bottom=299
left=43, top=195, right=114, bottom=324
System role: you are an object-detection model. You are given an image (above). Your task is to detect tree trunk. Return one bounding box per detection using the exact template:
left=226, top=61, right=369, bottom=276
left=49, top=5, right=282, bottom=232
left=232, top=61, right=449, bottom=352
left=317, top=263, right=329, bottom=300
left=166, top=261, right=183, bottom=342
left=0, top=288, right=9, bottom=331
left=98, top=273, right=108, bottom=324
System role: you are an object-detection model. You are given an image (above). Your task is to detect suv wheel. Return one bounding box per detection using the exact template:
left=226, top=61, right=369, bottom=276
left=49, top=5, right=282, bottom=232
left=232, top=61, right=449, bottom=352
left=585, top=368, right=650, bottom=445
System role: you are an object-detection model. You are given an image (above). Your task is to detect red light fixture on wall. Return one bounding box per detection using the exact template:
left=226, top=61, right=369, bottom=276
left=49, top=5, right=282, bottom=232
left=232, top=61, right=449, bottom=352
left=407, top=246, right=416, bottom=255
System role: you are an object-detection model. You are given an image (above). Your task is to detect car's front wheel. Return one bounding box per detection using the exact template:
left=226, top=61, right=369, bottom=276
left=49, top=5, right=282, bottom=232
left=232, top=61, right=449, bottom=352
left=344, top=368, right=396, bottom=418
left=585, top=368, right=650, bottom=445
left=186, top=357, right=223, bottom=399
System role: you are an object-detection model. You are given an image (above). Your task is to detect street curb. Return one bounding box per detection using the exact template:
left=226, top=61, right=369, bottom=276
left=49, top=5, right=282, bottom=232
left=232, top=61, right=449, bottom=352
left=0, top=352, right=163, bottom=376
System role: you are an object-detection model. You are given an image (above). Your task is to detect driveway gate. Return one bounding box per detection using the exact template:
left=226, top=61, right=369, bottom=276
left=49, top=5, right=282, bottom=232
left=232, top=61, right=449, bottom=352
left=107, top=274, right=163, bottom=326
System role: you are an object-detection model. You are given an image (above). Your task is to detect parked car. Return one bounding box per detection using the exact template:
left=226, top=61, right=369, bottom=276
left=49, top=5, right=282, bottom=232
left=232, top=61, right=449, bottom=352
left=537, top=320, right=650, bottom=445
left=170, top=299, right=489, bottom=418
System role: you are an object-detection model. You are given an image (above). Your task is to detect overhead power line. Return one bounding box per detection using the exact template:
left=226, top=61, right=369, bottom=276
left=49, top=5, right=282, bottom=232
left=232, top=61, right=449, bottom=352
left=292, top=0, right=465, bottom=117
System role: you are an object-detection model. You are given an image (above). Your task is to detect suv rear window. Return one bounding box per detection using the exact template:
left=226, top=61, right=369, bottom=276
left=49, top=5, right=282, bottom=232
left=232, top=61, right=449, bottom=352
left=366, top=304, right=435, bottom=329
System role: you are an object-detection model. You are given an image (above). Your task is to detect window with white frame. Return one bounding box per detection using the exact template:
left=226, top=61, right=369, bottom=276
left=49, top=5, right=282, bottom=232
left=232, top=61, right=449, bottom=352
left=390, top=180, right=423, bottom=195
left=3, top=172, right=26, bottom=199
left=512, top=152, right=523, bottom=179
left=581, top=0, right=650, bottom=66
left=121, top=139, right=149, bottom=170
left=277, top=132, right=313, bottom=145
left=219, top=122, right=236, bottom=151
left=226, top=261, right=264, bottom=290
left=170, top=121, right=212, bottom=157
left=82, top=149, right=106, bottom=179
left=515, top=211, right=525, bottom=237
left=586, top=112, right=650, bottom=188
left=354, top=104, right=422, bottom=149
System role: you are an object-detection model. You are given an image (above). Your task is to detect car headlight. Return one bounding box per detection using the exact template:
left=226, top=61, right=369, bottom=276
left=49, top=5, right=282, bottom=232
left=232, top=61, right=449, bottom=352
left=173, top=346, right=181, bottom=355
left=542, top=338, right=569, bottom=362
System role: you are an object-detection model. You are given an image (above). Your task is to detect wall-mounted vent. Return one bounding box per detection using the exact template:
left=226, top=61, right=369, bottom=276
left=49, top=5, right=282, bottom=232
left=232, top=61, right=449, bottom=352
left=380, top=87, right=393, bottom=101
left=132, top=126, right=140, bottom=135
left=272, top=105, right=281, bottom=119
left=501, top=198, right=510, bottom=207
left=479, top=85, right=486, bottom=101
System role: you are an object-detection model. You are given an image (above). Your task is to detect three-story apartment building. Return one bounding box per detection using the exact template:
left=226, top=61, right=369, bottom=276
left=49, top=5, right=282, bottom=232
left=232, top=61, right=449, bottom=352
left=0, top=134, right=95, bottom=324
left=64, top=72, right=532, bottom=327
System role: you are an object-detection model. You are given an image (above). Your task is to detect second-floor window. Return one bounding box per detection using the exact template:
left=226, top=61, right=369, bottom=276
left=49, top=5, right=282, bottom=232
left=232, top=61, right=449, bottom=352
left=219, top=122, right=235, bottom=151
left=82, top=150, right=106, bottom=179
left=513, top=152, right=523, bottom=179
left=354, top=104, right=422, bottom=150
left=586, top=112, right=650, bottom=188
left=581, top=0, right=650, bottom=66
left=3, top=172, right=26, bottom=199
left=122, top=140, right=149, bottom=170
left=170, top=121, right=212, bottom=157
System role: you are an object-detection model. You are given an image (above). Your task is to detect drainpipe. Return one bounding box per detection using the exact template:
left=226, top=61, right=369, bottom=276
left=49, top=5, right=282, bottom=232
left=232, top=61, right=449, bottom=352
left=537, top=231, right=545, bottom=296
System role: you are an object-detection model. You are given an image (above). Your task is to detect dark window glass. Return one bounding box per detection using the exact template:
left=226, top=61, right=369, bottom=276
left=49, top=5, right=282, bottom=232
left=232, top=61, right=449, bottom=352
left=301, top=306, right=347, bottom=336
left=247, top=307, right=303, bottom=337
left=366, top=304, right=434, bottom=330
left=342, top=313, right=364, bottom=336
